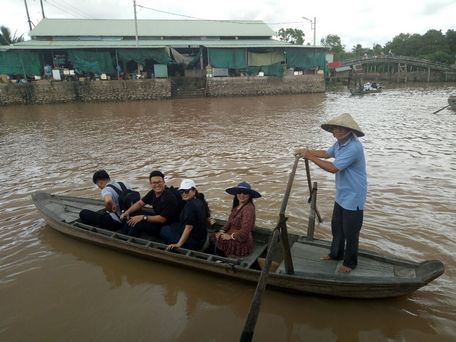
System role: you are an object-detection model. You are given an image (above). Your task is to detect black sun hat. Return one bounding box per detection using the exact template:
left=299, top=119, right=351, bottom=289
left=225, top=181, right=261, bottom=198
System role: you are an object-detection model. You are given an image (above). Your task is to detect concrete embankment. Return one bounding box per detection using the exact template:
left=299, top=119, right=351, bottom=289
left=0, top=74, right=325, bottom=106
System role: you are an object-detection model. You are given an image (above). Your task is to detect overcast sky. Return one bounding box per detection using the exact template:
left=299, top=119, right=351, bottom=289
left=2, top=0, right=456, bottom=49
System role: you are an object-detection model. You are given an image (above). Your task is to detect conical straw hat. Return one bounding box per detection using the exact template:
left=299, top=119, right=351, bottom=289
left=321, top=113, right=364, bottom=137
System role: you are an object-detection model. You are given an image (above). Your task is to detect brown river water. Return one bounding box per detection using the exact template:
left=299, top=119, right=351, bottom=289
left=1, top=84, right=455, bottom=341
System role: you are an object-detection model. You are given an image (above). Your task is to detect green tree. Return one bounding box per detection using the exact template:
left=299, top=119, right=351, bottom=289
left=0, top=26, right=24, bottom=45
left=372, top=43, right=383, bottom=56
left=420, top=29, right=449, bottom=55
left=276, top=28, right=305, bottom=45
left=445, top=29, right=456, bottom=58
left=351, top=44, right=371, bottom=57
left=320, top=34, right=343, bottom=52
left=423, top=51, right=453, bottom=64
left=320, top=34, right=353, bottom=60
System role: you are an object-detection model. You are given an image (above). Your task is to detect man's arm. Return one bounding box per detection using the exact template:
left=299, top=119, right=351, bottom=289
left=295, top=148, right=338, bottom=174
left=103, top=195, right=116, bottom=212
left=120, top=199, right=145, bottom=220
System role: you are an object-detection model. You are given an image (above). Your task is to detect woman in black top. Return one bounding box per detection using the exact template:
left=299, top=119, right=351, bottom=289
left=160, top=179, right=210, bottom=251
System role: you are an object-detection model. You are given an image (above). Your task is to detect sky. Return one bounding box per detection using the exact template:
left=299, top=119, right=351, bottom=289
left=2, top=0, right=456, bottom=49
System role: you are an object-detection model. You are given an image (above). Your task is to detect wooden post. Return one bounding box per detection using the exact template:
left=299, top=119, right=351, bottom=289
left=279, top=214, right=294, bottom=274
left=240, top=228, right=280, bottom=342
left=307, top=182, right=318, bottom=240
left=239, top=157, right=299, bottom=342
left=304, top=159, right=322, bottom=223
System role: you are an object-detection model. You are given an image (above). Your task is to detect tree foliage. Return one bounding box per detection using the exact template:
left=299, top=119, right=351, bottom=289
left=317, top=29, right=456, bottom=65
left=0, top=26, right=24, bottom=45
left=276, top=28, right=305, bottom=45
left=383, top=29, right=454, bottom=63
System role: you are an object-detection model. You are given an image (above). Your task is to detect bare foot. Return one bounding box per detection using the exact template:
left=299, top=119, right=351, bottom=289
left=320, top=255, right=331, bottom=261
left=338, top=265, right=353, bottom=273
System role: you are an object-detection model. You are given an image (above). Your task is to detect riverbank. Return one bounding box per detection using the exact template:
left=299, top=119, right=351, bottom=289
left=0, top=74, right=325, bottom=106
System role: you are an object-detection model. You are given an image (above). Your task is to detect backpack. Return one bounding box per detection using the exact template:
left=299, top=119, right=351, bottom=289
left=107, top=182, right=140, bottom=212
left=168, top=186, right=185, bottom=213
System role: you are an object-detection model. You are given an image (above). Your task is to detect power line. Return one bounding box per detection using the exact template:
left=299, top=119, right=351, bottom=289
left=58, top=0, right=95, bottom=19
left=136, top=3, right=305, bottom=26
left=45, top=0, right=93, bottom=19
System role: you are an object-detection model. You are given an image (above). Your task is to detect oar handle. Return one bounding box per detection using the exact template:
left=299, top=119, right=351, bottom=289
left=304, top=158, right=312, bottom=195
left=433, top=104, right=450, bottom=114
left=304, top=157, right=323, bottom=223
left=240, top=228, right=280, bottom=342
left=279, top=155, right=300, bottom=215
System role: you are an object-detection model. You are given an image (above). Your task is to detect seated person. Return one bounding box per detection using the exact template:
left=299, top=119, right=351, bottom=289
left=213, top=181, right=261, bottom=258
left=79, top=170, right=132, bottom=231
left=120, top=170, right=181, bottom=237
left=161, top=179, right=210, bottom=251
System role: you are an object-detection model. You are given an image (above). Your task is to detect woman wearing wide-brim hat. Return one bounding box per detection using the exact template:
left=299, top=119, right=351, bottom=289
left=295, top=113, right=367, bottom=273
left=213, top=181, right=261, bottom=258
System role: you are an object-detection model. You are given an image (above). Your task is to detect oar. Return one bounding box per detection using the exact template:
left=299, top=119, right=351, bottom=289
left=433, top=104, right=449, bottom=114
left=240, top=156, right=300, bottom=342
left=304, top=158, right=323, bottom=223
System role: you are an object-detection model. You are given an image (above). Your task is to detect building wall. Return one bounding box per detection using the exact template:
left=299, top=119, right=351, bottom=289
left=0, top=79, right=171, bottom=105
left=0, top=75, right=325, bottom=106
left=207, top=75, right=325, bottom=97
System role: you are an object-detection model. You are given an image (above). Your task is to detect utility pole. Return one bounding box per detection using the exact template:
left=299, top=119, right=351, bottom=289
left=133, top=0, right=140, bottom=77
left=133, top=0, right=139, bottom=47
left=313, top=17, right=317, bottom=47
left=24, top=0, right=33, bottom=31
left=40, top=0, right=46, bottom=19
left=302, top=16, right=317, bottom=46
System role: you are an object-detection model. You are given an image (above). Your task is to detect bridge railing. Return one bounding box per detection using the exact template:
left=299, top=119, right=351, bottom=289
left=341, top=55, right=456, bottom=71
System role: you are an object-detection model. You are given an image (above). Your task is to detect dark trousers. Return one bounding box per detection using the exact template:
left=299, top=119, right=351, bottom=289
left=79, top=209, right=123, bottom=231
left=120, top=211, right=163, bottom=238
left=160, top=222, right=206, bottom=250
left=329, top=202, right=363, bottom=269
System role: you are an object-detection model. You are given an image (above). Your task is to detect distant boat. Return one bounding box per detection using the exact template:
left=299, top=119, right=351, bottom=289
left=32, top=191, right=445, bottom=299
left=448, top=95, right=456, bottom=109
left=350, top=82, right=383, bottom=95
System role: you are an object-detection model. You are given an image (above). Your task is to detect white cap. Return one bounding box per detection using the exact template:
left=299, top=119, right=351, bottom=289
left=179, top=179, right=196, bottom=190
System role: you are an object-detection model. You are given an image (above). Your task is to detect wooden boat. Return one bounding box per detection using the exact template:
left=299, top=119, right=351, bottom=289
left=31, top=191, right=444, bottom=299
left=350, top=87, right=382, bottom=95
left=448, top=95, right=456, bottom=109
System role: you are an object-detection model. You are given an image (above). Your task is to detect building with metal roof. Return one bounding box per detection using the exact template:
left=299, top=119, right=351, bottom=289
left=1, top=18, right=326, bottom=80
left=29, top=18, right=275, bottom=39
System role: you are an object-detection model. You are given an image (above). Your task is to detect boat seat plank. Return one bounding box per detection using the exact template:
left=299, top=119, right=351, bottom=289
left=278, top=242, right=396, bottom=278
left=239, top=242, right=268, bottom=268
left=62, top=213, right=79, bottom=223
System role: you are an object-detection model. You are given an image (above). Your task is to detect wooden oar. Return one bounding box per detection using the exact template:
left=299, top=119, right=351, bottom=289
left=304, top=158, right=323, bottom=223
left=433, top=104, right=450, bottom=114
left=240, top=156, right=300, bottom=342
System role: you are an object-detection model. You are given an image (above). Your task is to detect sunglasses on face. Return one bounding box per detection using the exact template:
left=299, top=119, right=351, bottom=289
left=179, top=189, right=192, bottom=194
left=238, top=191, right=250, bottom=195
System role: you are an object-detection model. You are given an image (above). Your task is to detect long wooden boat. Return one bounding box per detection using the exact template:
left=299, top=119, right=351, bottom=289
left=350, top=87, right=382, bottom=96
left=448, top=95, right=456, bottom=109
left=31, top=191, right=444, bottom=299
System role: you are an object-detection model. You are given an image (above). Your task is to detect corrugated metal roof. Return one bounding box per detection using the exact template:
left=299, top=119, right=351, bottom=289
left=30, top=18, right=275, bottom=38
left=9, top=39, right=305, bottom=50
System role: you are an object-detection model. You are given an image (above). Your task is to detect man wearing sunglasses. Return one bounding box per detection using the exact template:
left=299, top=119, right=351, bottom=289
left=120, top=170, right=181, bottom=237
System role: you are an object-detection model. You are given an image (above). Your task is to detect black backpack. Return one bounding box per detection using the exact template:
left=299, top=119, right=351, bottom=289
left=107, top=182, right=140, bottom=212
left=168, top=186, right=185, bottom=213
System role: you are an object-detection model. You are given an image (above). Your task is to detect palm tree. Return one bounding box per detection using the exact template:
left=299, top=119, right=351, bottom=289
left=0, top=26, right=24, bottom=45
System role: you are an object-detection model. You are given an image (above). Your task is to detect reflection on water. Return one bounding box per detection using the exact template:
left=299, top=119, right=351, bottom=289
left=1, top=84, right=456, bottom=341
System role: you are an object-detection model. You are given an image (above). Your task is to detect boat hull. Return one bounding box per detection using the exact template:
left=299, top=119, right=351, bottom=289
left=32, top=191, right=444, bottom=299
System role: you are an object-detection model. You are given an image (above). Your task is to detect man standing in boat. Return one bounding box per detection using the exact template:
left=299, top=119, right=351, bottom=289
left=295, top=113, right=367, bottom=273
